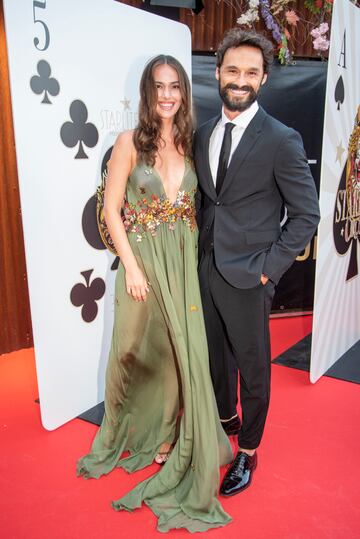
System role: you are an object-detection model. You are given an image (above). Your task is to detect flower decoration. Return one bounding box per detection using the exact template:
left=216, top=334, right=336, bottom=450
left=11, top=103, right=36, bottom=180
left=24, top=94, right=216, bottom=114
left=285, top=9, right=299, bottom=26
left=220, top=0, right=360, bottom=63
left=310, top=21, right=330, bottom=52
left=259, top=0, right=282, bottom=43
left=122, top=190, right=197, bottom=242
left=234, top=0, right=294, bottom=64
left=260, top=0, right=291, bottom=63
left=304, top=0, right=333, bottom=15
left=237, top=0, right=260, bottom=26
left=223, top=0, right=360, bottom=64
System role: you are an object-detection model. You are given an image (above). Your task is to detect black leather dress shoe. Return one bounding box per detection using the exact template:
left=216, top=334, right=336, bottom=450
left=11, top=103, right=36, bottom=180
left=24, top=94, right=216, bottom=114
left=220, top=451, right=257, bottom=496
left=221, top=415, right=241, bottom=435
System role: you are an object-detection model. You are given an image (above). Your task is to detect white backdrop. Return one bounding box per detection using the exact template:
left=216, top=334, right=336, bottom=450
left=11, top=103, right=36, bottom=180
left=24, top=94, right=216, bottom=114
left=4, top=0, right=191, bottom=429
left=311, top=0, right=360, bottom=382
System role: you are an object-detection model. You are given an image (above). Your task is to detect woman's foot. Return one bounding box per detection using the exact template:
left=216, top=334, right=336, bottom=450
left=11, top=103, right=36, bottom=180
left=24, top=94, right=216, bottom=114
left=155, top=442, right=173, bottom=465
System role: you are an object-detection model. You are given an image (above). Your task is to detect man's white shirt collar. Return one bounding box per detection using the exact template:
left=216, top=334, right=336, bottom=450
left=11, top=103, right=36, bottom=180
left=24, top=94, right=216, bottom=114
left=220, top=100, right=259, bottom=129
left=209, top=101, right=260, bottom=185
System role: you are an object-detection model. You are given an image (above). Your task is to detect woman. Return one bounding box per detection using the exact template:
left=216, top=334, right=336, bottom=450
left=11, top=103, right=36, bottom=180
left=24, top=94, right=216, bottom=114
left=77, top=55, right=233, bottom=533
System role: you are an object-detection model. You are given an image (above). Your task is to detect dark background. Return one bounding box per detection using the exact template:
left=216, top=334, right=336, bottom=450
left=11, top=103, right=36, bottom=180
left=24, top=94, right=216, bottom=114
left=192, top=55, right=327, bottom=313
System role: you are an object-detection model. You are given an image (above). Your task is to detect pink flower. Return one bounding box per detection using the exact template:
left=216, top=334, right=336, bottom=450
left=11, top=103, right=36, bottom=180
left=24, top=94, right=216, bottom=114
left=311, top=27, right=320, bottom=38
left=313, top=36, right=330, bottom=51
left=311, top=21, right=330, bottom=52
left=319, top=22, right=329, bottom=34
left=311, top=22, right=329, bottom=39
left=285, top=10, right=299, bottom=26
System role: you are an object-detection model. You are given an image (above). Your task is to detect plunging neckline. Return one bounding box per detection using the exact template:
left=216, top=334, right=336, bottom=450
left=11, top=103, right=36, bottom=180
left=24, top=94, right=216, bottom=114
left=152, top=159, right=188, bottom=205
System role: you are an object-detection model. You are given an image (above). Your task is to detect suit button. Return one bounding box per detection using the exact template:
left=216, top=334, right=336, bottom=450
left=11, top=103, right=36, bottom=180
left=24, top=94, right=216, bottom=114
left=210, top=242, right=214, bottom=248
left=205, top=225, right=209, bottom=231
left=215, top=201, right=220, bottom=206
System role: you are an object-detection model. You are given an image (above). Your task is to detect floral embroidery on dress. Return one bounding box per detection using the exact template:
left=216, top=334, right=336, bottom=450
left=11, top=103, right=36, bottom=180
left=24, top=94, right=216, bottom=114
left=122, top=190, right=196, bottom=241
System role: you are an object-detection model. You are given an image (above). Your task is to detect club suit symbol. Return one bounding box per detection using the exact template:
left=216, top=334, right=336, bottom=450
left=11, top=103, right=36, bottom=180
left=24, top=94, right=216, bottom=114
left=70, top=269, right=105, bottom=322
left=60, top=100, right=99, bottom=158
left=30, top=60, right=60, bottom=104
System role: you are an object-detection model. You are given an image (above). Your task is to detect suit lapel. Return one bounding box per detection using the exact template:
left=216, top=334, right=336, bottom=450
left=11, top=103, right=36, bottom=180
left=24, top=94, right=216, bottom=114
left=219, top=107, right=267, bottom=197
left=199, top=115, right=220, bottom=199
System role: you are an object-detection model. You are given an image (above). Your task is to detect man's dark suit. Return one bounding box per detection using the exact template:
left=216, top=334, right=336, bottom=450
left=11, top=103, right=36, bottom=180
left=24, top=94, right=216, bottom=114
left=194, top=106, right=320, bottom=449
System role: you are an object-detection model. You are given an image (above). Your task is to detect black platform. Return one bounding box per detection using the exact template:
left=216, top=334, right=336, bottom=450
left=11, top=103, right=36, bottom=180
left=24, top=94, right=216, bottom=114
left=272, top=334, right=360, bottom=384
left=78, top=401, right=104, bottom=426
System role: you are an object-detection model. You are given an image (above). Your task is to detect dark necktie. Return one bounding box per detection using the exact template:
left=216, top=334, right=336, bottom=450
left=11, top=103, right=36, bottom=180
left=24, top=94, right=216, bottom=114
left=216, top=122, right=235, bottom=195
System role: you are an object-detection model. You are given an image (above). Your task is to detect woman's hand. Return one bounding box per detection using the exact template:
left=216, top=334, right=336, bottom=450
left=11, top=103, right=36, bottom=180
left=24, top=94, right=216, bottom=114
left=125, top=264, right=150, bottom=302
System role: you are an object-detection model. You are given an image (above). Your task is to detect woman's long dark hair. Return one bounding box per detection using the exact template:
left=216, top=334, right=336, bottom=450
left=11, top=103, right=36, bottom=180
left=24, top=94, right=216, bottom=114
left=133, top=55, right=193, bottom=166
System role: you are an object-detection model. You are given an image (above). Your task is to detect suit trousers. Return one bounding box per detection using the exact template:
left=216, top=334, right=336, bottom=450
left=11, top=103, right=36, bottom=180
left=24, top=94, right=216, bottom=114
left=199, top=249, right=275, bottom=449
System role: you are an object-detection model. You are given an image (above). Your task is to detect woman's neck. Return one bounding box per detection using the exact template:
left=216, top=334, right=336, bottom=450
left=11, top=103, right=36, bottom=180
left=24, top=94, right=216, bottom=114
left=160, top=119, right=175, bottom=144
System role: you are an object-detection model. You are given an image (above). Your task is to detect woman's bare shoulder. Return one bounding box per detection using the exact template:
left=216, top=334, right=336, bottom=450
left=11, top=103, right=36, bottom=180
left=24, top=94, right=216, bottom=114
left=113, top=129, right=135, bottom=152
left=110, top=129, right=135, bottom=159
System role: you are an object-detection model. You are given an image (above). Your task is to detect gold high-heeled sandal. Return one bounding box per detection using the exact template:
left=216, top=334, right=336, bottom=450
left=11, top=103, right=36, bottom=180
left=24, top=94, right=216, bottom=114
left=154, top=444, right=173, bottom=465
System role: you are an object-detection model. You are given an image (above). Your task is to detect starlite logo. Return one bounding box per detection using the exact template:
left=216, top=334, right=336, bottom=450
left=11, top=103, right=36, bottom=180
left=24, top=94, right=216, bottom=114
left=333, top=106, right=360, bottom=281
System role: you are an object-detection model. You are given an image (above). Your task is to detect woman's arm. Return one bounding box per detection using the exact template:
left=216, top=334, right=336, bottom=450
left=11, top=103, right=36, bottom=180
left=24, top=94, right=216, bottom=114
left=103, top=131, right=149, bottom=302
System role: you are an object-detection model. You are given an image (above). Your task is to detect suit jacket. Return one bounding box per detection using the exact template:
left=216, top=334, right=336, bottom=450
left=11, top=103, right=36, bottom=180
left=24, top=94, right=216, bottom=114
left=194, top=106, right=321, bottom=288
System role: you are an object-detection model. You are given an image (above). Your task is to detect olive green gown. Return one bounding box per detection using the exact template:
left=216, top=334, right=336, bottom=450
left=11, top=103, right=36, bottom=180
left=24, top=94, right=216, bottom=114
left=77, top=160, right=233, bottom=533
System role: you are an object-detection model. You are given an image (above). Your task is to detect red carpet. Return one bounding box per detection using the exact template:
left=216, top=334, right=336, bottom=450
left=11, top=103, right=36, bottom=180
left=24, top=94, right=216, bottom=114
left=1, top=316, right=360, bottom=539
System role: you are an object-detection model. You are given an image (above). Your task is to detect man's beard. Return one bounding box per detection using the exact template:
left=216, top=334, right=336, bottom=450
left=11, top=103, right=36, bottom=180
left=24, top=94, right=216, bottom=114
left=219, top=82, right=258, bottom=112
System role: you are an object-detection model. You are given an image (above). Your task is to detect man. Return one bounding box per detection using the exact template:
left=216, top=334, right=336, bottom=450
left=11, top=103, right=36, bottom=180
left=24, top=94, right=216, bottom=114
left=194, top=29, right=320, bottom=497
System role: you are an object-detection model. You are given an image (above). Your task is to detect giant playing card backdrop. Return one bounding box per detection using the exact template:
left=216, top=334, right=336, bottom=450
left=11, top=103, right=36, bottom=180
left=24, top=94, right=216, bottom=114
left=4, top=0, right=191, bottom=429
left=311, top=0, right=360, bottom=382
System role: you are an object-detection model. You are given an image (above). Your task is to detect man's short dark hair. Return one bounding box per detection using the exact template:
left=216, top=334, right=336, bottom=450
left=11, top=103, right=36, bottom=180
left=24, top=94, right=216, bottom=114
left=216, top=28, right=274, bottom=74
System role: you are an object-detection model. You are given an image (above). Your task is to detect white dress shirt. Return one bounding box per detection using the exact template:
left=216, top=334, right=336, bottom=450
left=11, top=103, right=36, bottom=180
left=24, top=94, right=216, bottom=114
left=209, top=101, right=259, bottom=186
